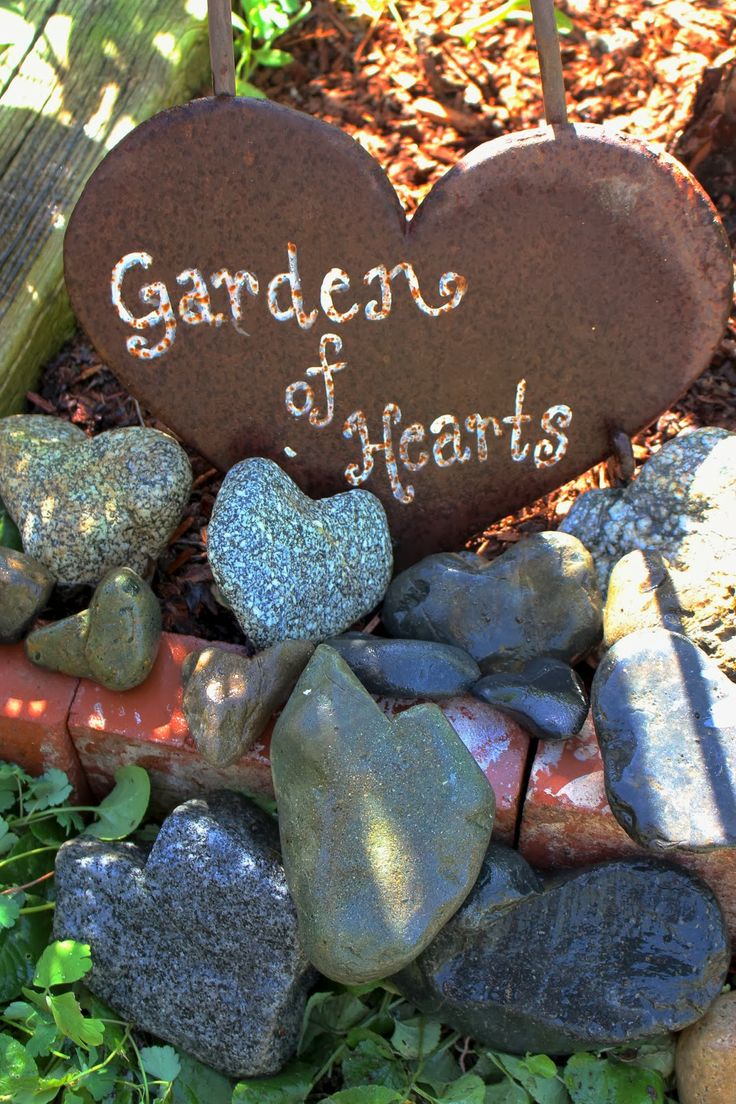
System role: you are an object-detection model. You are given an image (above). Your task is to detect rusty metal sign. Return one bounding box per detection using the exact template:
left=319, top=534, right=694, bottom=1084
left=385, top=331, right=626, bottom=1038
left=64, top=93, right=732, bottom=566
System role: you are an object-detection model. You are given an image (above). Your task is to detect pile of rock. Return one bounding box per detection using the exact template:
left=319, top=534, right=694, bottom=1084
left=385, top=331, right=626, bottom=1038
left=1, top=415, right=734, bottom=1097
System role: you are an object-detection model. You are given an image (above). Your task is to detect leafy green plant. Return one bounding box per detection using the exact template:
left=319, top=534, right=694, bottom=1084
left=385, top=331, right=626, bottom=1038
left=0, top=762, right=681, bottom=1101
left=450, top=0, right=574, bottom=49
left=231, top=0, right=311, bottom=98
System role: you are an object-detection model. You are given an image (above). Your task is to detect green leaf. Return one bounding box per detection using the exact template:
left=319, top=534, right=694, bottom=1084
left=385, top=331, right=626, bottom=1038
left=0, top=502, right=22, bottom=552
left=435, top=1072, right=486, bottom=1102
left=2, top=831, right=54, bottom=887
left=0, top=1032, right=38, bottom=1094
left=29, top=817, right=68, bottom=846
left=341, top=1037, right=406, bottom=1090
left=172, top=1051, right=233, bottom=1104
left=416, top=1045, right=462, bottom=1090
left=82, top=1063, right=121, bottom=1101
left=390, top=1015, right=442, bottom=1059
left=495, top=1054, right=569, bottom=1104
left=46, top=990, right=104, bottom=1049
left=34, top=940, right=93, bottom=988
left=606, top=1035, right=676, bottom=1080
left=85, top=766, right=150, bottom=840
left=232, top=1062, right=313, bottom=1103
left=0, top=891, right=24, bottom=930
left=321, top=1090, right=403, bottom=1104
left=0, top=897, right=53, bottom=1002
left=253, top=46, right=293, bottom=66
left=25, top=769, right=72, bottom=813
left=235, top=78, right=267, bottom=98
left=485, top=1079, right=532, bottom=1103
left=140, top=1044, right=182, bottom=1082
left=299, top=991, right=369, bottom=1053
left=564, top=1053, right=666, bottom=1104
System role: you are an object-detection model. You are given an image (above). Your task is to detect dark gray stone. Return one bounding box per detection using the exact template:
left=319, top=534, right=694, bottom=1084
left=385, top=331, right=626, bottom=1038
left=382, top=532, right=602, bottom=666
left=208, top=458, right=393, bottom=649
left=53, top=792, right=316, bottom=1079
left=325, top=632, right=480, bottom=698
left=271, top=644, right=495, bottom=983
left=0, top=548, right=54, bottom=642
left=393, top=853, right=730, bottom=1056
left=472, top=657, right=588, bottom=741
left=592, top=628, right=736, bottom=852
left=26, top=568, right=161, bottom=691
left=560, top=428, right=736, bottom=675
left=182, top=640, right=315, bottom=767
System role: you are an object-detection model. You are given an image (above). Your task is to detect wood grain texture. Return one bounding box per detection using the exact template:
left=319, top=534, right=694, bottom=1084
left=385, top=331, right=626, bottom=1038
left=0, top=0, right=211, bottom=416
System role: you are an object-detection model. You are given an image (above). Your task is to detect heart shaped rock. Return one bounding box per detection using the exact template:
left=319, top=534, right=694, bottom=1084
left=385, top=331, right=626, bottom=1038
left=208, top=458, right=392, bottom=649
left=383, top=533, right=602, bottom=666
left=63, top=98, right=732, bottom=565
left=592, top=628, right=736, bottom=852
left=271, top=645, right=495, bottom=983
left=0, top=416, right=192, bottom=585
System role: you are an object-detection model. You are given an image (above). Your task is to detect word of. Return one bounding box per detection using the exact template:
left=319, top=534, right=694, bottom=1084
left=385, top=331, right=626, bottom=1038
left=343, top=380, right=572, bottom=503
left=110, top=244, right=468, bottom=360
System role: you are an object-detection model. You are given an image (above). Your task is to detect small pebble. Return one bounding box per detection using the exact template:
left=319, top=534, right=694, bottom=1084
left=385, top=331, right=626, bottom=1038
left=473, top=657, right=588, bottom=741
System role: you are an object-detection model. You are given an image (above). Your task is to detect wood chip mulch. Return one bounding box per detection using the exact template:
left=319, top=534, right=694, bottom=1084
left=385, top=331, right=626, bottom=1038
left=30, top=0, right=736, bottom=640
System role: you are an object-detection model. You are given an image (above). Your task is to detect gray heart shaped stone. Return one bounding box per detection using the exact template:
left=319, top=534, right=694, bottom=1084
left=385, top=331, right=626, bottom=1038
left=208, top=458, right=392, bottom=649
left=0, top=416, right=192, bottom=585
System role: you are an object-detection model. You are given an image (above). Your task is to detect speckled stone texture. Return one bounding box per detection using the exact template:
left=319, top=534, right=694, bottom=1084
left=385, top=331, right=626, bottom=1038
left=325, top=633, right=480, bottom=698
left=472, top=657, right=588, bottom=741
left=26, top=568, right=161, bottom=691
left=560, top=428, right=736, bottom=674
left=382, top=534, right=602, bottom=666
left=271, top=644, right=495, bottom=983
left=0, top=416, right=192, bottom=585
left=0, top=548, right=54, bottom=642
left=592, top=628, right=736, bottom=852
left=182, top=640, right=315, bottom=766
left=394, top=853, right=729, bottom=1056
left=208, top=458, right=393, bottom=649
left=676, top=993, right=736, bottom=1104
left=53, top=791, right=317, bottom=1079
left=603, top=549, right=690, bottom=646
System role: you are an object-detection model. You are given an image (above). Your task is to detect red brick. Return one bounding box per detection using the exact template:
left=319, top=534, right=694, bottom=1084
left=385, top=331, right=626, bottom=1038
left=68, top=633, right=272, bottom=815
left=0, top=643, right=89, bottom=800
left=519, top=712, right=736, bottom=939
left=379, top=695, right=531, bottom=845
left=70, top=636, right=532, bottom=834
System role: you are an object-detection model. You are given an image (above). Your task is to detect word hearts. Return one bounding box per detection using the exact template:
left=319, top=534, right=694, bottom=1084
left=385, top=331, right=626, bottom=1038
left=64, top=96, right=732, bottom=565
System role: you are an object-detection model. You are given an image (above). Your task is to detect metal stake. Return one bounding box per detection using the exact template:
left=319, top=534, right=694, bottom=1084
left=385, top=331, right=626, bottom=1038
left=530, top=0, right=568, bottom=125
left=208, top=0, right=236, bottom=96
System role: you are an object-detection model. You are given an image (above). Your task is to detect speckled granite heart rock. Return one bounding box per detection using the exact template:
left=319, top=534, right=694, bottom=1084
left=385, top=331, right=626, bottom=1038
left=26, top=567, right=161, bottom=690
left=592, top=628, right=736, bottom=852
left=182, top=640, right=315, bottom=767
left=382, top=533, right=602, bottom=666
left=53, top=792, right=317, bottom=1079
left=0, top=548, right=54, bottom=642
left=561, top=427, right=736, bottom=674
left=394, top=852, right=729, bottom=1055
left=271, top=644, right=495, bottom=983
left=472, top=657, right=588, bottom=741
left=0, top=415, right=192, bottom=585
left=325, top=632, right=480, bottom=698
left=208, top=458, right=392, bottom=649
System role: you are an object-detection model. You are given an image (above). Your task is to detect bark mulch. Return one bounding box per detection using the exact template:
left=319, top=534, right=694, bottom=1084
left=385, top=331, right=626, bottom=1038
left=29, top=0, right=736, bottom=640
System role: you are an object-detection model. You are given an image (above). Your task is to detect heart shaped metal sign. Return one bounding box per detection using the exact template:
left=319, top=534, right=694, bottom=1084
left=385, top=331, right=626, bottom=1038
left=64, top=94, right=732, bottom=565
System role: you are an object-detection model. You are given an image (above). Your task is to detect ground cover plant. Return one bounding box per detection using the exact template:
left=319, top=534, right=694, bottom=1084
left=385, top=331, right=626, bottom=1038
left=0, top=761, right=686, bottom=1103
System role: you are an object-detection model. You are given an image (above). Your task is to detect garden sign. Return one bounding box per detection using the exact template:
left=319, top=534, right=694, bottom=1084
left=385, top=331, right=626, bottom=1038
left=63, top=3, right=733, bottom=565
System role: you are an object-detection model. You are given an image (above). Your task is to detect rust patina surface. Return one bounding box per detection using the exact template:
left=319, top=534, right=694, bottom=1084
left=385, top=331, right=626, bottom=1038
left=64, top=96, right=733, bottom=565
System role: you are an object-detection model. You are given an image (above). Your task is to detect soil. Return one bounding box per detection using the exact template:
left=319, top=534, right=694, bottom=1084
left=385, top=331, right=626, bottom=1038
left=30, top=0, right=736, bottom=642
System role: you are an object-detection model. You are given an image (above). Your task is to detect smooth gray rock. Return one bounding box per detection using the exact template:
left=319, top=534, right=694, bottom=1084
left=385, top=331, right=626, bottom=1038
left=592, top=628, right=736, bottom=852
left=181, top=640, right=315, bottom=766
left=0, top=548, right=54, bottom=642
left=53, top=792, right=316, bottom=1079
left=382, top=532, right=602, bottom=666
left=208, top=458, right=393, bottom=649
left=394, top=852, right=730, bottom=1055
left=560, top=428, right=736, bottom=674
left=325, top=633, right=480, bottom=698
left=271, top=645, right=495, bottom=983
left=473, top=657, right=588, bottom=741
left=0, top=416, right=192, bottom=586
